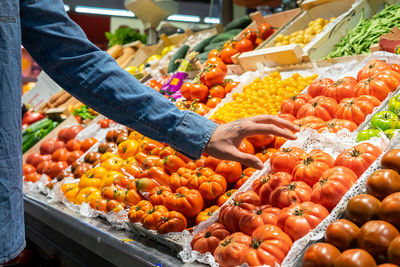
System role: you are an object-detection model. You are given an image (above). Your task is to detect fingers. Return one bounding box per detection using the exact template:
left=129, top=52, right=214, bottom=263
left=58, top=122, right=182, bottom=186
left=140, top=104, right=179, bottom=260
left=250, top=115, right=300, bottom=132
left=246, top=124, right=297, bottom=140
left=234, top=151, right=264, bottom=169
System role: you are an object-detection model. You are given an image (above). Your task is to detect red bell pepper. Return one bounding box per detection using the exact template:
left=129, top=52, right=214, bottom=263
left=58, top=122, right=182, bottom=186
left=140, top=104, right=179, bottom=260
left=22, top=110, right=45, bottom=125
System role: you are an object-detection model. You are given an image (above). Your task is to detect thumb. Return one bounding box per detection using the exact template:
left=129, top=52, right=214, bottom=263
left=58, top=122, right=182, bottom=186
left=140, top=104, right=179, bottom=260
left=234, top=150, right=264, bottom=170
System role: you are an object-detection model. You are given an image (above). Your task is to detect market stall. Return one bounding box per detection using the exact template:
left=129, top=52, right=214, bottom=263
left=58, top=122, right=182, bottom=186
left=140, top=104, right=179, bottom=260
left=20, top=0, right=400, bottom=266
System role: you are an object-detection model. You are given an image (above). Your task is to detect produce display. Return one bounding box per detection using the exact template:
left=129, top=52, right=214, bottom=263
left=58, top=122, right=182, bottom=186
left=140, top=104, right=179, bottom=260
left=58, top=127, right=285, bottom=234
left=274, top=17, right=336, bottom=47
left=328, top=4, right=400, bottom=58
left=20, top=4, right=400, bottom=266
left=189, top=140, right=382, bottom=267
left=211, top=72, right=318, bottom=122
left=302, top=148, right=400, bottom=266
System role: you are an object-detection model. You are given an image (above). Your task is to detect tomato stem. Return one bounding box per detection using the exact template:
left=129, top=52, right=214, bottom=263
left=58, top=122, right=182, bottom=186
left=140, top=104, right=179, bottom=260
left=251, top=238, right=262, bottom=249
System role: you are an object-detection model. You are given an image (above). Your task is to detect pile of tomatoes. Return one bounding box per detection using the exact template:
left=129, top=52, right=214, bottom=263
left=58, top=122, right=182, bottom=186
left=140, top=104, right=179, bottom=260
left=190, top=141, right=382, bottom=267
left=23, top=125, right=98, bottom=185
left=303, top=148, right=400, bottom=267
left=285, top=60, right=400, bottom=134
left=217, top=23, right=275, bottom=65
left=212, top=72, right=317, bottom=122
left=59, top=126, right=292, bottom=234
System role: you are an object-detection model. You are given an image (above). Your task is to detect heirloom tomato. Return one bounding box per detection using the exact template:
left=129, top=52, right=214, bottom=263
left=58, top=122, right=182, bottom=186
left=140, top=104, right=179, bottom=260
left=322, top=77, right=358, bottom=102
left=336, top=95, right=381, bottom=125
left=307, top=78, right=334, bottom=97
left=277, top=201, right=329, bottom=241
left=124, top=189, right=142, bottom=206
left=334, top=143, right=382, bottom=177
left=204, top=156, right=221, bottom=171
left=356, top=71, right=400, bottom=101
left=198, top=174, right=227, bottom=200
left=371, top=111, right=400, bottom=130
left=252, top=172, right=293, bottom=204
left=141, top=205, right=169, bottom=230
left=238, top=205, right=281, bottom=235
left=238, top=138, right=255, bottom=155
left=164, top=186, right=204, bottom=218
left=89, top=198, right=108, bottom=213
left=155, top=211, right=187, bottom=234
left=215, top=160, right=242, bottom=184
left=61, top=183, right=79, bottom=203
left=281, top=93, right=313, bottom=117
left=214, top=233, right=251, bottom=267
left=293, top=149, right=334, bottom=187
left=296, top=96, right=338, bottom=121
left=128, top=200, right=153, bottom=223
left=255, top=148, right=277, bottom=163
left=81, top=137, right=97, bottom=152
left=270, top=147, right=307, bottom=174
left=191, top=223, right=230, bottom=254
left=335, top=249, right=377, bottom=267
left=148, top=186, right=172, bottom=206
left=269, top=181, right=312, bottom=209
left=357, top=59, right=391, bottom=81
left=310, top=166, right=357, bottom=211
left=317, top=119, right=358, bottom=133
left=195, top=205, right=219, bottom=225
left=218, top=191, right=261, bottom=233
left=216, top=189, right=237, bottom=206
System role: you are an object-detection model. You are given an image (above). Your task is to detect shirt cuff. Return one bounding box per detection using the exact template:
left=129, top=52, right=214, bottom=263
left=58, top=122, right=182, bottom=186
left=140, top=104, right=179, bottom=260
left=169, top=111, right=218, bottom=160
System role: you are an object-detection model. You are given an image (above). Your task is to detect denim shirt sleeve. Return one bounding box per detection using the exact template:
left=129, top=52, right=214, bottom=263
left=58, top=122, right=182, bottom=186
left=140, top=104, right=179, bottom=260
left=19, top=0, right=218, bottom=159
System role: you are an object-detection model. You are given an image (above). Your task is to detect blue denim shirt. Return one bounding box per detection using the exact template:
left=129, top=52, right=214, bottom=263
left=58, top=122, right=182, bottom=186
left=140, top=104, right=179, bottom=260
left=0, top=0, right=217, bottom=262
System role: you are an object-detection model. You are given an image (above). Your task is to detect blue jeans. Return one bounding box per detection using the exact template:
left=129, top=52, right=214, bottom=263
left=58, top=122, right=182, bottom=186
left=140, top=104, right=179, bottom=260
left=0, top=0, right=217, bottom=262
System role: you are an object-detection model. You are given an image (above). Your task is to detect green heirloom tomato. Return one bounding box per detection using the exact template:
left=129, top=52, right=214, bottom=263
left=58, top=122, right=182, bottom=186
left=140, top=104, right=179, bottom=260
left=384, top=129, right=400, bottom=140
left=356, top=129, right=381, bottom=142
left=389, top=95, right=400, bottom=115
left=371, top=111, right=400, bottom=130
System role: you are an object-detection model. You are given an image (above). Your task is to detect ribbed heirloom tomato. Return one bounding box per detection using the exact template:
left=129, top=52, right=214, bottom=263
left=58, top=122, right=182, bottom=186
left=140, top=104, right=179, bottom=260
left=294, top=116, right=325, bottom=130
left=269, top=181, right=312, bottom=209
left=155, top=211, right=187, bottom=234
left=198, top=174, right=227, bottom=200
left=252, top=172, right=293, bottom=204
left=334, top=143, right=382, bottom=177
left=297, top=96, right=338, bottom=121
left=148, top=186, right=172, bottom=205
left=356, top=70, right=400, bottom=101
left=191, top=223, right=230, bottom=254
left=195, top=205, right=219, bottom=225
left=216, top=189, right=237, bottom=206
left=219, top=191, right=261, bottom=233
left=243, top=224, right=293, bottom=267
left=322, top=77, right=358, bottom=102
left=215, top=160, right=242, bottom=184
left=281, top=93, right=313, bottom=117
left=316, top=119, right=358, bottom=133
left=270, top=147, right=307, bottom=174
left=311, top=166, right=358, bottom=211
left=293, top=149, right=334, bottom=187
left=307, top=78, right=334, bottom=97
left=214, top=232, right=251, bottom=267
left=238, top=205, right=281, bottom=235
left=335, top=95, right=381, bottom=125
left=141, top=205, right=168, bottom=230
left=277, top=201, right=329, bottom=241
left=357, top=59, right=391, bottom=81
left=164, top=186, right=204, bottom=218
left=255, top=148, right=277, bottom=163
left=128, top=200, right=153, bottom=223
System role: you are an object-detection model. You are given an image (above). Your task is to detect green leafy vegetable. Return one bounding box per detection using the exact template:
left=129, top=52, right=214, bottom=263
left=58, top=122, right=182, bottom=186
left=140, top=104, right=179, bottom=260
left=105, top=27, right=147, bottom=47
left=328, top=4, right=400, bottom=58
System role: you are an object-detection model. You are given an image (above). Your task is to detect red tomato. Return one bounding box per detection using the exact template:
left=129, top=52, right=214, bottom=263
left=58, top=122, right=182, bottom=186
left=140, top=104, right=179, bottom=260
left=238, top=205, right=281, bottom=235
left=357, top=59, right=391, bottom=81
left=335, top=95, right=381, bottom=125
left=23, top=164, right=36, bottom=175
left=322, top=77, right=358, bottom=102
left=201, top=67, right=226, bottom=88
left=303, top=243, right=341, bottom=267
left=334, top=143, right=382, bottom=177
left=51, top=148, right=69, bottom=162
left=297, top=96, right=338, bottom=121
left=252, top=172, right=293, bottom=204
left=270, top=147, right=307, bottom=174
left=325, top=219, right=360, bottom=251
left=205, top=57, right=227, bottom=75
left=281, top=94, right=313, bottom=117
left=181, top=82, right=193, bottom=100
left=307, top=78, right=334, bottom=98
left=234, top=38, right=254, bottom=53
left=242, top=28, right=258, bottom=43
left=80, top=137, right=97, bottom=152
left=66, top=150, right=84, bottom=165
left=277, top=201, right=329, bottom=241
left=269, top=181, right=312, bottom=209
left=190, top=83, right=209, bottom=103
left=39, top=138, right=65, bottom=155
left=66, top=139, right=81, bottom=151
left=311, top=166, right=358, bottom=211
left=45, top=161, right=69, bottom=179
left=220, top=46, right=238, bottom=64
left=293, top=149, right=334, bottom=187
left=259, top=23, right=274, bottom=40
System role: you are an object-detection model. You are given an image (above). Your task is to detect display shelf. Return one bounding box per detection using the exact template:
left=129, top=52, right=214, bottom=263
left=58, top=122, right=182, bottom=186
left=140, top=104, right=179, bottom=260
left=24, top=192, right=201, bottom=267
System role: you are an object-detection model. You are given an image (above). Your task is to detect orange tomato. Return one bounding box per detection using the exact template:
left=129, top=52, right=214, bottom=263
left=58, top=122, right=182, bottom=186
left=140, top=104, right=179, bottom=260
left=216, top=189, right=237, bottom=206
left=128, top=200, right=153, bottom=223
left=196, top=205, right=219, bottom=225
left=215, top=160, right=242, bottom=184
left=118, top=140, right=139, bottom=159
left=61, top=183, right=79, bottom=203
left=74, top=187, right=101, bottom=205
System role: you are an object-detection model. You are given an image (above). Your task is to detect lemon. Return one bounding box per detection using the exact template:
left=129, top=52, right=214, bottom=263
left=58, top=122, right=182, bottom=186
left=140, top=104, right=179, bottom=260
left=146, top=54, right=162, bottom=63
left=161, top=45, right=174, bottom=56
left=124, top=66, right=137, bottom=75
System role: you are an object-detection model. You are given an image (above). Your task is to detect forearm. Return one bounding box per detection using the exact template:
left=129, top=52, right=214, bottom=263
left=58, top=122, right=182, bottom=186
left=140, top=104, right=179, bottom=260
left=20, top=0, right=217, bottom=159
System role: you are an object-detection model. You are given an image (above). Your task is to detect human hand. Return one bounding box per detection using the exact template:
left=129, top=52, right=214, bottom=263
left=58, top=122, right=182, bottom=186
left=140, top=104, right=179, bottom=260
left=204, top=115, right=299, bottom=170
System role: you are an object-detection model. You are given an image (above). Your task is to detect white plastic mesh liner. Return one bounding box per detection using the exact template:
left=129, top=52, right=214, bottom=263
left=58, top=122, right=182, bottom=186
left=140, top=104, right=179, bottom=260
left=179, top=129, right=389, bottom=266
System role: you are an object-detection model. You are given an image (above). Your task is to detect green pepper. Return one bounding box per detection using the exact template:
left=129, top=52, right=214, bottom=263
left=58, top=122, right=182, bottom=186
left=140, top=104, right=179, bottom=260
left=371, top=111, right=400, bottom=130
left=356, top=129, right=381, bottom=142
left=388, top=95, right=400, bottom=116
left=384, top=129, right=400, bottom=140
